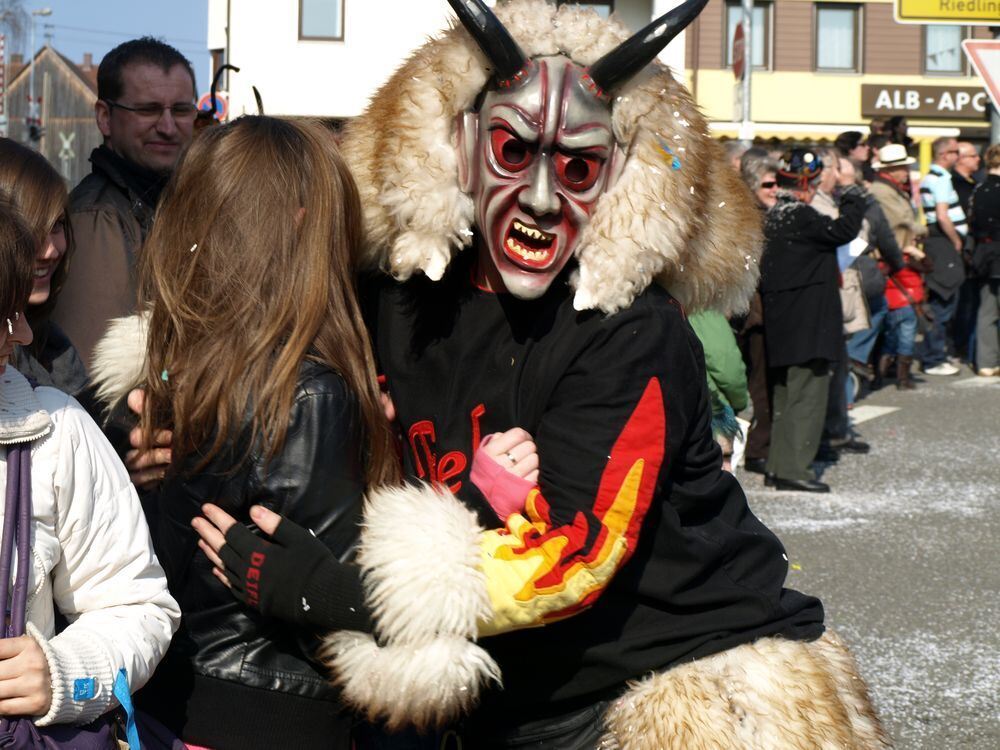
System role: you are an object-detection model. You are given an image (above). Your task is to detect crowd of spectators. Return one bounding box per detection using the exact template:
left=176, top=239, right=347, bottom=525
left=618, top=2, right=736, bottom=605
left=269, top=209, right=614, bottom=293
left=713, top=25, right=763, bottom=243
left=714, top=122, right=1000, bottom=493
left=0, top=26, right=996, bottom=747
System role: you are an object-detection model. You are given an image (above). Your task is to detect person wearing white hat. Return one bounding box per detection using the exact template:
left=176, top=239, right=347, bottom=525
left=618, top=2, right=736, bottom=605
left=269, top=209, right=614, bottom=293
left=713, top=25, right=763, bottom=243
left=870, top=144, right=929, bottom=388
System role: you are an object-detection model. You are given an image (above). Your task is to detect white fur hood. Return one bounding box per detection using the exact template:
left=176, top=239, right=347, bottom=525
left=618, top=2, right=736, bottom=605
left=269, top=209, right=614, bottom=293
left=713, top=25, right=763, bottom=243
left=340, top=0, right=762, bottom=315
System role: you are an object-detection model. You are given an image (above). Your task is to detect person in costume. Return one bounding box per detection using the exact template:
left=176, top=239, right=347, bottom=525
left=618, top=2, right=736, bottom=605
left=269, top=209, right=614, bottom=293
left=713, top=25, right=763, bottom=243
left=119, top=1, right=888, bottom=747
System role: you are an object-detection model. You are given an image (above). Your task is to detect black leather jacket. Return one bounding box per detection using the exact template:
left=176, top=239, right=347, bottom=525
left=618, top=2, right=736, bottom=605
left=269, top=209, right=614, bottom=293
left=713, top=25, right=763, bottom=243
left=137, top=361, right=363, bottom=749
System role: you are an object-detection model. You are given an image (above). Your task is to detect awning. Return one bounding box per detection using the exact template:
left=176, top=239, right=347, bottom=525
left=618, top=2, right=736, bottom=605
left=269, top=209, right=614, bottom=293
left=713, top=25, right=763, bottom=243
left=709, top=121, right=962, bottom=141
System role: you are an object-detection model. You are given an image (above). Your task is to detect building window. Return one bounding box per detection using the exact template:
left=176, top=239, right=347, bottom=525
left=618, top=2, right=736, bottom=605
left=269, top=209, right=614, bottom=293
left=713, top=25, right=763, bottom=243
left=299, top=0, right=344, bottom=41
left=924, top=25, right=965, bottom=74
left=725, top=2, right=771, bottom=69
left=815, top=4, right=859, bottom=72
left=556, top=1, right=613, bottom=18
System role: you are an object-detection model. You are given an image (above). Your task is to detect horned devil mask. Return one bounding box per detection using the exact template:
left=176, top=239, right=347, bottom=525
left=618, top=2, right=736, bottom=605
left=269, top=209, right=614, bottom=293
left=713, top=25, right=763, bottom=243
left=453, top=0, right=707, bottom=300
left=342, top=0, right=761, bottom=316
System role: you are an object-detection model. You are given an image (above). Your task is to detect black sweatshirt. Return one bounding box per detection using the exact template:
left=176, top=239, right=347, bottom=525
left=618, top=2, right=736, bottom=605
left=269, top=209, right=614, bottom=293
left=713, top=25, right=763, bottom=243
left=367, top=259, right=824, bottom=724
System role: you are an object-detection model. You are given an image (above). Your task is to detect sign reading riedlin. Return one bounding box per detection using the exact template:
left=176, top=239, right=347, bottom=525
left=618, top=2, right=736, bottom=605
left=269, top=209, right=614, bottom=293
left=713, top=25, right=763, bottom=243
left=895, top=0, right=1000, bottom=25
left=861, top=84, right=990, bottom=119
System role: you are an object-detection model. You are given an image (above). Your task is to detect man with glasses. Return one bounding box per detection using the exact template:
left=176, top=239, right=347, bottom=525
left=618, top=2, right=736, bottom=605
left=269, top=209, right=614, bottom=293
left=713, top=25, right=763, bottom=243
left=918, top=137, right=967, bottom=375
left=53, top=37, right=196, bottom=369
left=950, top=141, right=984, bottom=364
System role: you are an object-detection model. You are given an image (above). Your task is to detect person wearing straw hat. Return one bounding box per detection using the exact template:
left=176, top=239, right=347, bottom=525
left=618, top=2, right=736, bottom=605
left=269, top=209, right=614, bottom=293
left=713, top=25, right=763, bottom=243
left=870, top=143, right=930, bottom=389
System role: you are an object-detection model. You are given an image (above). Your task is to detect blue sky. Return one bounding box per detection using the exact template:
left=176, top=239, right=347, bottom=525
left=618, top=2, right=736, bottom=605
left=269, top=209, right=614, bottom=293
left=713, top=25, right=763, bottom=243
left=11, top=0, right=210, bottom=92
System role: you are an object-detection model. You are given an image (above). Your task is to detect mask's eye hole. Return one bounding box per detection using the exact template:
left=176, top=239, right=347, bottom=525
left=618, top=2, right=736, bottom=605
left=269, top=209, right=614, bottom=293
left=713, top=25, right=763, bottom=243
left=491, top=129, right=532, bottom=172
left=554, top=153, right=602, bottom=191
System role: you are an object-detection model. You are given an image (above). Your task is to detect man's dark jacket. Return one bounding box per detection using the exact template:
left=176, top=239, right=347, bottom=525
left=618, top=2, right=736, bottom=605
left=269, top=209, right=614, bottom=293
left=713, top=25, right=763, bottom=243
left=759, top=187, right=866, bottom=368
left=53, top=146, right=160, bottom=368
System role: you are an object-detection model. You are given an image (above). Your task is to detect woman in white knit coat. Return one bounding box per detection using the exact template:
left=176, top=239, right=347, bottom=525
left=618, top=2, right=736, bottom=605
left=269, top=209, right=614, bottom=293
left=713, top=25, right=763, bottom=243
left=0, top=202, right=178, bottom=728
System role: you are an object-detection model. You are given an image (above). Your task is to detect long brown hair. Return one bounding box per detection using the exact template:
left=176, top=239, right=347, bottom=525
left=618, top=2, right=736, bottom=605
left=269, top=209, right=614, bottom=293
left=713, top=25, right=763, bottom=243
left=0, top=138, right=71, bottom=351
left=140, top=116, right=398, bottom=486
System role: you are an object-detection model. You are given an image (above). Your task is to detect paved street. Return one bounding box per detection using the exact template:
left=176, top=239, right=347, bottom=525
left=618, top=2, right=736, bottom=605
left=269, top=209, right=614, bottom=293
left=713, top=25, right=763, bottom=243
left=739, top=370, right=1000, bottom=749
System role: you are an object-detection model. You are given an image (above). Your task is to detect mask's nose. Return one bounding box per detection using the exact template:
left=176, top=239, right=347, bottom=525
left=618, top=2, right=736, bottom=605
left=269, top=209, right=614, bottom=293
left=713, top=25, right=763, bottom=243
left=518, top=156, right=560, bottom=217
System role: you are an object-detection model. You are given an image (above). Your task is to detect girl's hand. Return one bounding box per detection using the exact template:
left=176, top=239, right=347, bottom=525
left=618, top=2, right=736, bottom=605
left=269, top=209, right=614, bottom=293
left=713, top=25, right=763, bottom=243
left=125, top=389, right=172, bottom=489
left=0, top=635, right=52, bottom=717
left=479, top=428, right=539, bottom=484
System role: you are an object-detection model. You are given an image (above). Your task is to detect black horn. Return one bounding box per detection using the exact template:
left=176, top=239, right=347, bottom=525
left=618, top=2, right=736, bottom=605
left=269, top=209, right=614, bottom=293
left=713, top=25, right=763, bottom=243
left=588, top=0, right=709, bottom=94
left=211, top=63, right=240, bottom=114
left=447, top=0, right=528, bottom=84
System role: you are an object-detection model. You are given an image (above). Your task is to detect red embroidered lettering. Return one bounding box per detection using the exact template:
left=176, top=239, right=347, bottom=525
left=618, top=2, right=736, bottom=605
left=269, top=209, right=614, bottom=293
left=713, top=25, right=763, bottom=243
left=470, top=403, right=486, bottom=455
left=437, top=451, right=467, bottom=494
left=247, top=552, right=267, bottom=607
left=407, top=420, right=436, bottom=479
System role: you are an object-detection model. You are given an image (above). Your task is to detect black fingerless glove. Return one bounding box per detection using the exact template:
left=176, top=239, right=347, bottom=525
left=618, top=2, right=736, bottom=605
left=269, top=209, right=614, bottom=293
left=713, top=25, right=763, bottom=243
left=219, top=516, right=372, bottom=633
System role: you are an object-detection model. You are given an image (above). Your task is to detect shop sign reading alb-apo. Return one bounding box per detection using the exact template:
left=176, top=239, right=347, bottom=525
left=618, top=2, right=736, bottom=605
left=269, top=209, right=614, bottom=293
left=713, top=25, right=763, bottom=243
left=861, top=84, right=990, bottom=119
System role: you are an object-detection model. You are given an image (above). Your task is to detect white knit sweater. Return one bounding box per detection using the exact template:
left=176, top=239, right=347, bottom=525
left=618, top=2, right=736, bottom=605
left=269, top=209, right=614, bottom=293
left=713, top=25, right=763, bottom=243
left=0, top=366, right=179, bottom=726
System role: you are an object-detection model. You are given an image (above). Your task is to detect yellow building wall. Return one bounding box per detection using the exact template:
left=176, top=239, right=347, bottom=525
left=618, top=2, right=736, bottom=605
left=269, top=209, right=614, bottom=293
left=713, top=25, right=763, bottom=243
left=689, top=68, right=989, bottom=134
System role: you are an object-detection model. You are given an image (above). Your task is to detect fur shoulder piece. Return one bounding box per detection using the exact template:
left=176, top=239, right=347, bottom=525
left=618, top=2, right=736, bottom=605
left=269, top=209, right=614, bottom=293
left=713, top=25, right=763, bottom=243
left=340, top=0, right=761, bottom=315
left=89, top=312, right=149, bottom=411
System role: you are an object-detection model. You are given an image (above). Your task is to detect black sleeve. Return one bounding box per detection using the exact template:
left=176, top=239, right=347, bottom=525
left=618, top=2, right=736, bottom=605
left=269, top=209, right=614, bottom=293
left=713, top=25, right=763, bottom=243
left=799, top=188, right=866, bottom=247
left=248, top=374, right=366, bottom=561
left=476, top=297, right=718, bottom=635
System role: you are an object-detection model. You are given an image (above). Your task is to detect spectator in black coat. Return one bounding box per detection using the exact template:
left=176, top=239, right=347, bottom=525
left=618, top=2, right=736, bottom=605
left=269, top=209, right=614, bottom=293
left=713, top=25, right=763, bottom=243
left=971, top=144, right=1000, bottom=376
left=760, top=149, right=866, bottom=492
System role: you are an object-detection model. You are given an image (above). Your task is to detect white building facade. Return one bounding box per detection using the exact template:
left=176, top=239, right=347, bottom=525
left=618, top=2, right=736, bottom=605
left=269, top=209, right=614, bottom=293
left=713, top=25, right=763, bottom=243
left=207, top=0, right=687, bottom=120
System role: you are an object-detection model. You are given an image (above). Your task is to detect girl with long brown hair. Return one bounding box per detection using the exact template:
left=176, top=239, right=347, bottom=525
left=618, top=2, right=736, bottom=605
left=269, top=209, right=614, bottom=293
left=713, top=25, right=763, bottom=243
left=0, top=139, right=87, bottom=399
left=104, top=115, right=397, bottom=749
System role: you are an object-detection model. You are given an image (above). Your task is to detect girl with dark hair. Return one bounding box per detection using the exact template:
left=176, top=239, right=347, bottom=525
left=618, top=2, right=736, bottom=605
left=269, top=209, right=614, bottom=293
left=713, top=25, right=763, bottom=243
left=0, top=139, right=87, bottom=399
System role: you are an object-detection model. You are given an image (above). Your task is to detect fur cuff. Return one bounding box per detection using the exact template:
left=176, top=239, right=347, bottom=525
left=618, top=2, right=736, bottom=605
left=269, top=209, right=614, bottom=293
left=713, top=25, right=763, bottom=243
left=358, top=482, right=492, bottom=644
left=89, top=312, right=149, bottom=411
left=321, top=632, right=500, bottom=731
left=322, top=482, right=500, bottom=730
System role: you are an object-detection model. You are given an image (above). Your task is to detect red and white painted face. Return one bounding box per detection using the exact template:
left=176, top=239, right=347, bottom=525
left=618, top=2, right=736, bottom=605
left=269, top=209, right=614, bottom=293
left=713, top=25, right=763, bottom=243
left=472, top=57, right=617, bottom=299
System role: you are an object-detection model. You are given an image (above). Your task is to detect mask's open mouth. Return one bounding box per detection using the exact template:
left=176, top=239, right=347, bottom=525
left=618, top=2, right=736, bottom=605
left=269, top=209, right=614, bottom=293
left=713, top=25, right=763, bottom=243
left=503, top=219, right=557, bottom=269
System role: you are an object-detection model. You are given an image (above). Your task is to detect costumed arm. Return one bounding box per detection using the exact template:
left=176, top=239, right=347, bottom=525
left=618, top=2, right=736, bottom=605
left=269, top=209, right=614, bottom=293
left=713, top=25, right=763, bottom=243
left=473, top=303, right=680, bottom=636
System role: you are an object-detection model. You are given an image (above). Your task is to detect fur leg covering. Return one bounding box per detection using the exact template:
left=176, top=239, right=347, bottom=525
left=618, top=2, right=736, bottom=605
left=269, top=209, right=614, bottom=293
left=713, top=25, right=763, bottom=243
left=320, top=482, right=500, bottom=731
left=600, top=630, right=892, bottom=750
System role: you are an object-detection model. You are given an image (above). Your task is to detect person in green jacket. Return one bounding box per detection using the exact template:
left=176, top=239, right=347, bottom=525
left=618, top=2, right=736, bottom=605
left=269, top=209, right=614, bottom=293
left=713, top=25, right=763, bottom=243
left=689, top=309, right=750, bottom=471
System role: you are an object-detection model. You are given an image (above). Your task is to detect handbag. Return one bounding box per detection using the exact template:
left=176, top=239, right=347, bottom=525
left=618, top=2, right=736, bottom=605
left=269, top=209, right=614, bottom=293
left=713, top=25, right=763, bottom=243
left=840, top=268, right=871, bottom=335
left=0, top=442, right=127, bottom=750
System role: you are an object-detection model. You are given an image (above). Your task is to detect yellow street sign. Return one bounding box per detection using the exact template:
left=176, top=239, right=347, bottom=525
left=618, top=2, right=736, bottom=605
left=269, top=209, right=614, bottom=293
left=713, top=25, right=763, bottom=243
left=895, top=0, right=1000, bottom=25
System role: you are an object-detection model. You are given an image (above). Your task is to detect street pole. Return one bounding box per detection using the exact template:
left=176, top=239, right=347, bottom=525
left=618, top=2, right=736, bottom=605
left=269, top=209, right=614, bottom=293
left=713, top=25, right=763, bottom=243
left=28, top=7, right=51, bottom=147
left=739, top=0, right=754, bottom=146
left=992, top=28, right=1000, bottom=145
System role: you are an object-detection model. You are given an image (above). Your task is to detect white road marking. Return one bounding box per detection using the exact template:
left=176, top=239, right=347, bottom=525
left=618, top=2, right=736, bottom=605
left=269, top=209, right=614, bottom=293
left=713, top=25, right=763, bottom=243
left=953, top=376, right=1000, bottom=388
left=850, top=405, right=901, bottom=425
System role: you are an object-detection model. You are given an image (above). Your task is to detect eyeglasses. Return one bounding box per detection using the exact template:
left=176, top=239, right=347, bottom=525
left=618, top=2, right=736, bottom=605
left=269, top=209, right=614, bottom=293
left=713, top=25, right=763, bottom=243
left=104, top=100, right=198, bottom=121
left=759, top=181, right=778, bottom=189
